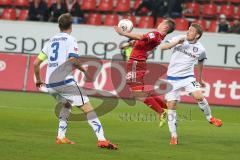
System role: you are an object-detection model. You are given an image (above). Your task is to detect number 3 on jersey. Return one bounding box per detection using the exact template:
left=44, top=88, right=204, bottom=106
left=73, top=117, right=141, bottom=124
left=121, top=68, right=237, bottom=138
left=50, top=42, right=59, bottom=61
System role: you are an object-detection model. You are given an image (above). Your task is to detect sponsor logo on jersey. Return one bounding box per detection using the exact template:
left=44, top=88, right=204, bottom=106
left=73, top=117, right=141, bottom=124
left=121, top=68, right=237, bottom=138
left=174, top=46, right=196, bottom=58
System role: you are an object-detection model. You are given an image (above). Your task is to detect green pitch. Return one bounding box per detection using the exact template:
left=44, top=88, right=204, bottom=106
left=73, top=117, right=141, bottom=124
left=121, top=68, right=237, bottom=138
left=0, top=91, right=240, bottom=160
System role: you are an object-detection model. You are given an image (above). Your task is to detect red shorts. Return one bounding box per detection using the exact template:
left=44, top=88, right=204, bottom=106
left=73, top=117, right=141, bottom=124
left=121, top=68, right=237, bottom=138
left=126, top=59, right=147, bottom=91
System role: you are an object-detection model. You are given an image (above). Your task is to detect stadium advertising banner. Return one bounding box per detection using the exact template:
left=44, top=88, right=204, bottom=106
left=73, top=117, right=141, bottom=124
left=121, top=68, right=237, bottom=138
left=0, top=53, right=27, bottom=90
left=0, top=20, right=240, bottom=68
left=0, top=53, right=239, bottom=107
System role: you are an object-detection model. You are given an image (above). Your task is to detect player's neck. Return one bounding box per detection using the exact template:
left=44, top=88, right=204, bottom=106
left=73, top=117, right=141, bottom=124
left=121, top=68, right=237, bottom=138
left=158, top=30, right=167, bottom=37
left=188, top=39, right=198, bottom=44
left=60, top=30, right=71, bottom=35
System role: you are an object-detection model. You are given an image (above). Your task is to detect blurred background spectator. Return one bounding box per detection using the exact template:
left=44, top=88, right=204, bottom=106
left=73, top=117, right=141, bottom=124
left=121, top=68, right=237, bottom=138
left=165, top=0, right=183, bottom=18
left=48, top=0, right=68, bottom=22
left=135, top=0, right=166, bottom=24
left=218, top=14, right=230, bottom=33
left=1, top=0, right=240, bottom=34
left=66, top=0, right=85, bottom=24
left=229, top=19, right=240, bottom=34
left=28, top=0, right=48, bottom=21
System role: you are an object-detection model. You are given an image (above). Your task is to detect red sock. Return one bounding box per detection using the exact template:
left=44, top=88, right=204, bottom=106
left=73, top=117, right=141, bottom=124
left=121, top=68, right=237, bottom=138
left=144, top=97, right=164, bottom=114
left=150, top=93, right=167, bottom=109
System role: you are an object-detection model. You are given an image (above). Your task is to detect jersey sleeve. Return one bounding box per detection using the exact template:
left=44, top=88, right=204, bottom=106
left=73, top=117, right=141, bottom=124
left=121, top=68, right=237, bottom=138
left=166, top=35, right=186, bottom=43
left=67, top=38, right=80, bottom=58
left=198, top=49, right=207, bottom=61
left=41, top=41, right=49, bottom=56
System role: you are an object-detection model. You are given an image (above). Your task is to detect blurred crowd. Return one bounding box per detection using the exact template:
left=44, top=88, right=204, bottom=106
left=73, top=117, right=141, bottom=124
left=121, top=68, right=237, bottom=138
left=27, top=0, right=183, bottom=24
left=25, top=0, right=240, bottom=34
left=28, top=0, right=85, bottom=23
left=217, top=14, right=240, bottom=34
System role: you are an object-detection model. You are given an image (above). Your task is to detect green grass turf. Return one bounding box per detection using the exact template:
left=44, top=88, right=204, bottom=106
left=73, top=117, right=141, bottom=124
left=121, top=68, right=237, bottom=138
left=0, top=91, right=240, bottom=160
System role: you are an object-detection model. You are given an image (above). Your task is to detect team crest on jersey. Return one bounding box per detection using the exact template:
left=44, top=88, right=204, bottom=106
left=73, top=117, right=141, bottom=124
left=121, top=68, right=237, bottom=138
left=149, top=33, right=155, bottom=39
left=193, top=47, right=198, bottom=52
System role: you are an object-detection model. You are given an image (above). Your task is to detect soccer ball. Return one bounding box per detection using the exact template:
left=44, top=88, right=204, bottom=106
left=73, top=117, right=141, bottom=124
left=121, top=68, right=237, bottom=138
left=118, top=19, right=133, bottom=32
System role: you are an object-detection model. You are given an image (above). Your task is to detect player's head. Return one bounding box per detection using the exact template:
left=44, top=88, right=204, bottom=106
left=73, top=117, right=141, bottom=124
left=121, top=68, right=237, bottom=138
left=58, top=13, right=73, bottom=33
left=187, top=23, right=203, bottom=41
left=157, top=18, right=175, bottom=35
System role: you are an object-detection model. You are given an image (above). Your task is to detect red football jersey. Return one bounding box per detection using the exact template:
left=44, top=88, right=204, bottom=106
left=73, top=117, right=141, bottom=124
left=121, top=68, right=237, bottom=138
left=130, top=31, right=165, bottom=61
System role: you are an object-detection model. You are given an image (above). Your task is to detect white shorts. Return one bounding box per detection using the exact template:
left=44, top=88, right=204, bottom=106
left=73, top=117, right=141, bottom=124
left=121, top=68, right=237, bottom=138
left=165, top=77, right=201, bottom=101
left=47, top=81, right=89, bottom=107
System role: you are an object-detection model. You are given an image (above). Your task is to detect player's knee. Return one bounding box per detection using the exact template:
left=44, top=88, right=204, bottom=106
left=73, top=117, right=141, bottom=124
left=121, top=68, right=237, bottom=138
left=167, top=101, right=177, bottom=109
left=193, top=93, right=204, bottom=101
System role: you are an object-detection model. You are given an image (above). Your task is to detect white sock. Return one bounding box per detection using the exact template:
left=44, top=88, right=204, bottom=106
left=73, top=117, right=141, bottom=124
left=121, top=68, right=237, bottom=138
left=87, top=111, right=106, bottom=141
left=168, top=109, right=177, bottom=138
left=57, top=106, right=71, bottom=139
left=197, top=98, right=212, bottom=122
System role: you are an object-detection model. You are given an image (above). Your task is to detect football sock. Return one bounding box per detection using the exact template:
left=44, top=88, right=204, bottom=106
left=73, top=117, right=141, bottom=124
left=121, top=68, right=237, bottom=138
left=87, top=111, right=106, bottom=141
left=197, top=98, right=212, bottom=122
left=144, top=97, right=164, bottom=114
left=168, top=109, right=177, bottom=138
left=57, top=106, right=71, bottom=139
left=151, top=93, right=167, bottom=109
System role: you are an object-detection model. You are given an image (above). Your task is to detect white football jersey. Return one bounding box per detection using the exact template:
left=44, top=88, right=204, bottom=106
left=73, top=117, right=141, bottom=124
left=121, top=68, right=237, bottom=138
left=166, top=35, right=207, bottom=77
left=42, top=32, right=79, bottom=84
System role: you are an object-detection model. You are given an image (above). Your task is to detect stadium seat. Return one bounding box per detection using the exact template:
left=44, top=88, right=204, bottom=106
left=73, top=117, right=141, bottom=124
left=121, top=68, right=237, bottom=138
left=104, top=14, right=119, bottom=26
left=229, top=0, right=240, bottom=4
left=133, top=0, right=142, bottom=10
left=155, top=17, right=164, bottom=27
left=133, top=0, right=148, bottom=14
left=233, top=7, right=240, bottom=19
left=208, top=21, right=217, bottom=32
left=192, top=19, right=207, bottom=31
left=115, top=0, right=130, bottom=12
left=0, top=0, right=11, bottom=6
left=81, top=0, right=97, bottom=11
left=202, top=3, right=217, bottom=18
left=138, top=16, right=154, bottom=28
left=175, top=18, right=189, bottom=31
left=122, top=15, right=137, bottom=26
left=47, top=0, right=53, bottom=7
left=183, top=2, right=200, bottom=18
left=213, top=0, right=227, bottom=3
left=98, top=0, right=113, bottom=12
left=1, top=8, right=16, bottom=20
left=18, top=9, right=28, bottom=21
left=15, top=0, right=29, bottom=7
left=219, top=5, right=235, bottom=19
left=86, top=13, right=102, bottom=25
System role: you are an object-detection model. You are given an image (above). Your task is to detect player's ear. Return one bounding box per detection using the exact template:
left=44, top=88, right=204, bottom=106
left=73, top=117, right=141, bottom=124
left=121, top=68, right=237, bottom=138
left=195, top=33, right=200, bottom=40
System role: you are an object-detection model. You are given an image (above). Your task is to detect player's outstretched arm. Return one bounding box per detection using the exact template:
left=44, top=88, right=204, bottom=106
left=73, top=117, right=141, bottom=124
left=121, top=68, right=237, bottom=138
left=68, top=57, right=86, bottom=73
left=68, top=57, right=92, bottom=81
left=160, top=37, right=185, bottom=51
left=33, top=57, right=44, bottom=88
left=114, top=26, right=143, bottom=40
